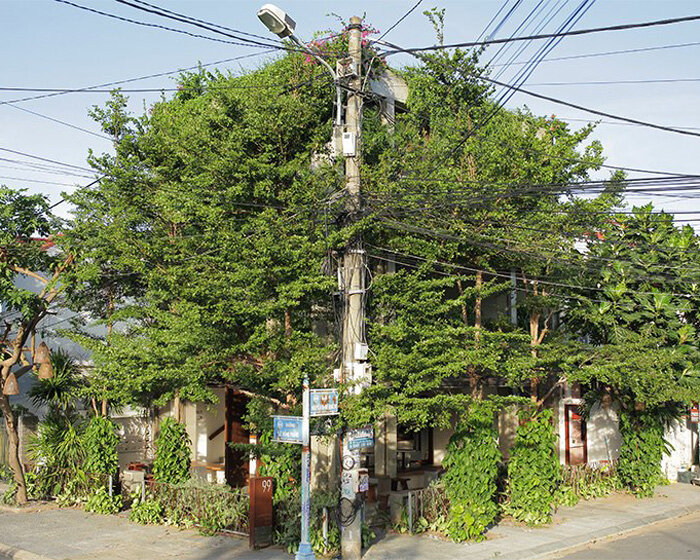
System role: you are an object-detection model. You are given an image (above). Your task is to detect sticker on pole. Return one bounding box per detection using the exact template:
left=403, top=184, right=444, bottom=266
left=347, top=426, right=374, bottom=450
left=309, top=388, right=339, bottom=417
left=273, top=416, right=303, bottom=444
left=691, top=403, right=699, bottom=423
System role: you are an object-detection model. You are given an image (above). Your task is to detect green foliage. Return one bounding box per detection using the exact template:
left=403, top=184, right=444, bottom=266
left=83, top=416, right=120, bottom=476
left=2, top=481, right=17, bottom=505
left=129, top=491, right=164, bottom=525
left=153, top=418, right=191, bottom=484
left=85, top=486, right=123, bottom=514
left=442, top=404, right=501, bottom=541
left=151, top=479, right=248, bottom=535
left=617, top=410, right=669, bottom=497
left=28, top=351, right=94, bottom=499
left=505, top=410, right=560, bottom=525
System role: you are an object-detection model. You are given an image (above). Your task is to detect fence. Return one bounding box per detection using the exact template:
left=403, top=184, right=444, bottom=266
left=148, top=479, right=249, bottom=535
left=402, top=483, right=449, bottom=534
left=561, top=461, right=618, bottom=497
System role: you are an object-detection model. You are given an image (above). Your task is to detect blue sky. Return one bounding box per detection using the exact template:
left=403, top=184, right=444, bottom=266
left=2, top=0, right=700, bottom=218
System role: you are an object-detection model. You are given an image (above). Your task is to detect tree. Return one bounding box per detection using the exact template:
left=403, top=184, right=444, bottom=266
left=0, top=186, right=70, bottom=504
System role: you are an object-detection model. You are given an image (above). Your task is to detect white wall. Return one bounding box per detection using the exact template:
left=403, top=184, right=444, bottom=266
left=557, top=398, right=621, bottom=465
left=662, top=418, right=696, bottom=481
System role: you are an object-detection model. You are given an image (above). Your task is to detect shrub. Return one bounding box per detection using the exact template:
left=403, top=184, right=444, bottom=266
left=153, top=417, right=191, bottom=484
left=129, top=491, right=164, bottom=525
left=83, top=416, right=120, bottom=476
left=617, top=411, right=667, bottom=497
left=504, top=409, right=560, bottom=525
left=442, top=405, right=501, bottom=541
left=85, top=486, right=123, bottom=515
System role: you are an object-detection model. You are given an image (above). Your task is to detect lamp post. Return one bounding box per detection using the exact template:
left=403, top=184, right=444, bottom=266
left=257, top=4, right=342, bottom=127
left=258, top=6, right=365, bottom=559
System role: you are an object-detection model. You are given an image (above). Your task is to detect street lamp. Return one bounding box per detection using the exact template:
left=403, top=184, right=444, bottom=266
left=257, top=3, right=342, bottom=126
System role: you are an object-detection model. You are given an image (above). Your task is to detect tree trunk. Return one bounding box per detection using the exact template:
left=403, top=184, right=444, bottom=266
left=0, top=392, right=27, bottom=504
left=284, top=310, right=292, bottom=338
left=101, top=398, right=108, bottom=417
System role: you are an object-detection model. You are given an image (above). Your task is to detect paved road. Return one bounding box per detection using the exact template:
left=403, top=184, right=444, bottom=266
left=549, top=510, right=700, bottom=560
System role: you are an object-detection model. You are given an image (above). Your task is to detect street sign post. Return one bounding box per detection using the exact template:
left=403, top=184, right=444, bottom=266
left=347, top=426, right=374, bottom=451
left=273, top=416, right=303, bottom=444
left=272, top=382, right=339, bottom=560
left=309, top=388, right=339, bottom=416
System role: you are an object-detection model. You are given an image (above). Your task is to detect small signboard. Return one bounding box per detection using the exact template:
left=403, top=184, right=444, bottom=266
left=691, top=403, right=699, bottom=423
left=347, top=426, right=374, bottom=450
left=309, top=388, right=339, bottom=417
left=273, top=416, right=303, bottom=444
left=249, top=476, right=274, bottom=549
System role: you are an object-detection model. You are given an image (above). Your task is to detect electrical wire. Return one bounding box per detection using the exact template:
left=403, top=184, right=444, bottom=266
left=0, top=51, right=272, bottom=106
left=113, top=0, right=283, bottom=49
left=53, top=0, right=282, bottom=50
left=0, top=148, right=95, bottom=174
left=2, top=103, right=112, bottom=141
left=377, top=0, right=424, bottom=41
left=383, top=13, right=700, bottom=54
left=122, top=0, right=284, bottom=45
left=481, top=75, right=700, bottom=139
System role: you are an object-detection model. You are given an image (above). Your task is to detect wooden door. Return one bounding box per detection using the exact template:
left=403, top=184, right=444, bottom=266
left=225, top=388, right=250, bottom=487
left=565, top=404, right=587, bottom=465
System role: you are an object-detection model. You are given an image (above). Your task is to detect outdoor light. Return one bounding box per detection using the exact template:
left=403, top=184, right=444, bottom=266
left=257, top=3, right=296, bottom=38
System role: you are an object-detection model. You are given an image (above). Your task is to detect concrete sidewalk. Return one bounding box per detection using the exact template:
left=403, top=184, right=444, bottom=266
left=0, top=484, right=699, bottom=560
left=365, top=483, right=700, bottom=560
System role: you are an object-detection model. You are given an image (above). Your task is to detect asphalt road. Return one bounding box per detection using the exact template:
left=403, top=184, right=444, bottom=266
left=550, top=510, right=700, bottom=560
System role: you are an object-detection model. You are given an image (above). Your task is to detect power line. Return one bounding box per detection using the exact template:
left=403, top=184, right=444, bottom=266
left=385, top=13, right=700, bottom=54
left=489, top=39, right=700, bottom=67
left=123, top=0, right=284, bottom=45
left=53, top=0, right=281, bottom=50
left=378, top=0, right=424, bottom=41
left=527, top=77, right=700, bottom=86
left=112, top=0, right=282, bottom=49
left=0, top=51, right=272, bottom=106
left=0, top=176, right=81, bottom=187
left=3, top=103, right=112, bottom=141
left=481, top=75, right=700, bottom=139
left=0, top=148, right=94, bottom=174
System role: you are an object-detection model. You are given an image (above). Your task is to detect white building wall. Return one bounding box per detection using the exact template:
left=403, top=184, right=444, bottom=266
left=662, top=418, right=695, bottom=481
left=586, top=402, right=621, bottom=464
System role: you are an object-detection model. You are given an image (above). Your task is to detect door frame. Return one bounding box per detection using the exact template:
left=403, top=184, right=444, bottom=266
left=564, top=403, right=587, bottom=465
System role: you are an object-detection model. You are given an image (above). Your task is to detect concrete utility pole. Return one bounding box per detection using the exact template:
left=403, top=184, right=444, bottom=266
left=340, top=16, right=365, bottom=560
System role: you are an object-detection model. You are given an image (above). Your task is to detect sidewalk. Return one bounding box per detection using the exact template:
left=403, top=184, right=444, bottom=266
left=0, top=483, right=698, bottom=560
left=365, top=483, right=700, bottom=560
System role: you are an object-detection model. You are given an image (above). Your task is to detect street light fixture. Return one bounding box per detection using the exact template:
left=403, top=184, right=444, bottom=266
left=257, top=3, right=342, bottom=127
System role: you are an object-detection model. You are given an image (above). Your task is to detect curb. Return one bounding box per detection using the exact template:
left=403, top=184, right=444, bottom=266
left=0, top=543, right=54, bottom=560
left=521, top=505, right=700, bottom=560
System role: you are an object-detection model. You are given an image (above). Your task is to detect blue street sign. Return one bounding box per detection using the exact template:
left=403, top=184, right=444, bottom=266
left=347, top=426, right=374, bottom=450
left=273, top=416, right=303, bottom=444
left=309, top=388, right=339, bottom=417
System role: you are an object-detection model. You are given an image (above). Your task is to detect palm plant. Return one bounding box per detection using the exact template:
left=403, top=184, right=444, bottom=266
left=28, top=349, right=87, bottom=497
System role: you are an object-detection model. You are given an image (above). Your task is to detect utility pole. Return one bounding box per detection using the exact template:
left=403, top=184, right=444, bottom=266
left=340, top=16, right=365, bottom=560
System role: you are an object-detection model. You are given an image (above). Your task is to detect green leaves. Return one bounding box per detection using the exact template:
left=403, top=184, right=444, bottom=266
left=153, top=418, right=191, bottom=484
left=504, top=410, right=560, bottom=526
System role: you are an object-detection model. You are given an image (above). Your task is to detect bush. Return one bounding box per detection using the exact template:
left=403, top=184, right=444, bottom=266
left=153, top=417, right=191, bottom=484
left=129, top=491, right=164, bottom=524
left=85, top=486, right=123, bottom=515
left=442, top=405, right=501, bottom=541
left=83, top=416, right=120, bottom=476
left=617, top=411, right=667, bottom=497
left=504, top=409, right=560, bottom=525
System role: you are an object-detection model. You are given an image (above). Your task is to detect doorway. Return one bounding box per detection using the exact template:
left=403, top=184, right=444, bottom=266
left=565, top=404, right=587, bottom=465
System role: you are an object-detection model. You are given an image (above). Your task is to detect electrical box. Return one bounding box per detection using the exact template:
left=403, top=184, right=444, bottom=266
left=342, top=132, right=357, bottom=157
left=358, top=469, right=369, bottom=493
left=336, top=57, right=359, bottom=79
left=333, top=368, right=342, bottom=382
left=352, top=362, right=372, bottom=391
left=354, top=342, right=368, bottom=361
